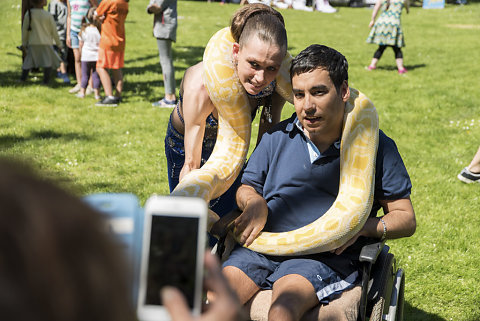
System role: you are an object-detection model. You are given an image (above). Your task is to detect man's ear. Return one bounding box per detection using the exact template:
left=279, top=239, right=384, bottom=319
left=341, top=81, right=350, bottom=102
left=232, top=42, right=240, bottom=60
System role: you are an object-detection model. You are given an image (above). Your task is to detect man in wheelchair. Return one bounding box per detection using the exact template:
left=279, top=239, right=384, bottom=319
left=221, top=45, right=416, bottom=321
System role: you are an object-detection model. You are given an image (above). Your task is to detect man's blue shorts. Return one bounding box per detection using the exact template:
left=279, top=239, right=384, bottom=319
left=223, top=246, right=359, bottom=303
left=70, top=30, right=80, bottom=49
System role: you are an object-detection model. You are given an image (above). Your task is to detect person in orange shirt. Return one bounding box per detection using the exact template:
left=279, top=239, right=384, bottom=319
left=94, top=0, right=128, bottom=107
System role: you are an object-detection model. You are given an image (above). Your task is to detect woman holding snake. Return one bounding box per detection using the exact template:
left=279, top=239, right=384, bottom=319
left=165, top=4, right=289, bottom=218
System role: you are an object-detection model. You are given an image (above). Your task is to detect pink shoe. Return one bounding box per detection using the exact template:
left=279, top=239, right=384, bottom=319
left=398, top=68, right=408, bottom=74
left=366, top=65, right=376, bottom=70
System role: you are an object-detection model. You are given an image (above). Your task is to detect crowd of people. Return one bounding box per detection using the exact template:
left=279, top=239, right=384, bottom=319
left=21, top=0, right=410, bottom=106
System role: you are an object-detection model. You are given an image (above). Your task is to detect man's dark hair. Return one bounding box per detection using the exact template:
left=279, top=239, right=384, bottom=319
left=290, top=44, right=348, bottom=92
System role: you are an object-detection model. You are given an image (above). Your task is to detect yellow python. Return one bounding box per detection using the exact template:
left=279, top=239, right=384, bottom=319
left=172, top=27, right=379, bottom=256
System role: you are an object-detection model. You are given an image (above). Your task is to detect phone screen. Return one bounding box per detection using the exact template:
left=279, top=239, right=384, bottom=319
left=145, top=215, right=199, bottom=309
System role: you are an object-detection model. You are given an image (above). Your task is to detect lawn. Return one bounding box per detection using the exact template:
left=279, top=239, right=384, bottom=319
left=1, top=0, right=480, bottom=320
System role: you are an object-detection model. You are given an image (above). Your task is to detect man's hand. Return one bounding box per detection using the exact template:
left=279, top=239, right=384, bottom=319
left=332, top=230, right=362, bottom=255
left=161, top=252, right=245, bottom=321
left=233, top=193, right=268, bottom=247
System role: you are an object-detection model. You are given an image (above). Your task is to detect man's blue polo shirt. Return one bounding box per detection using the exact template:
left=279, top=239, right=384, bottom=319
left=241, top=113, right=412, bottom=276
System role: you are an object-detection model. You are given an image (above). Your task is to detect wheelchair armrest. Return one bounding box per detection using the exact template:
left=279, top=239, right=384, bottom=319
left=209, top=208, right=242, bottom=239
left=359, top=241, right=384, bottom=264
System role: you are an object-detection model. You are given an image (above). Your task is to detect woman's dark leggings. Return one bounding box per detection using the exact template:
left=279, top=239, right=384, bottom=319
left=21, top=67, right=52, bottom=84
left=373, top=45, right=403, bottom=59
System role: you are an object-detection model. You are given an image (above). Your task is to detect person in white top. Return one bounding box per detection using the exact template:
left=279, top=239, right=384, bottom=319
left=76, top=8, right=101, bottom=99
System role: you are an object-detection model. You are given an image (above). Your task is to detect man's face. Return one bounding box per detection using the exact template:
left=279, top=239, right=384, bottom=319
left=292, top=68, right=349, bottom=143
left=233, top=35, right=284, bottom=96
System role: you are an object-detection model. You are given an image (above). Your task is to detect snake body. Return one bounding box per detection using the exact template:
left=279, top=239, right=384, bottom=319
left=172, top=27, right=379, bottom=255
left=171, top=27, right=292, bottom=227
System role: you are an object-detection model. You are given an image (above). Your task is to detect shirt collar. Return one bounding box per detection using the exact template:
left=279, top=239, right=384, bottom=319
left=292, top=116, right=340, bottom=163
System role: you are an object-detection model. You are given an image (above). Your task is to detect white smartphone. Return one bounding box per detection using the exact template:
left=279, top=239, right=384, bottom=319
left=137, top=195, right=207, bottom=321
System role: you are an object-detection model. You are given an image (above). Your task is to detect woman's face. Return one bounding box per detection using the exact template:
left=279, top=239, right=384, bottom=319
left=233, top=35, right=285, bottom=96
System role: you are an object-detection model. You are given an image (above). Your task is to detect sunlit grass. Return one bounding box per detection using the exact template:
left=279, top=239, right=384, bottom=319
left=1, top=0, right=480, bottom=320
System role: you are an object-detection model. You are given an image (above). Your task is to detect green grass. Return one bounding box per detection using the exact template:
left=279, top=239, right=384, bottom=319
left=1, top=0, right=480, bottom=320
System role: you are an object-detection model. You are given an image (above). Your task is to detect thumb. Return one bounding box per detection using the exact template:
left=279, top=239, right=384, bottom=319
left=161, top=287, right=193, bottom=321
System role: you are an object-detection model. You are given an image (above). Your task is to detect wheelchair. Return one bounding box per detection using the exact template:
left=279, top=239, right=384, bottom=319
left=84, top=193, right=405, bottom=321
left=210, top=209, right=406, bottom=321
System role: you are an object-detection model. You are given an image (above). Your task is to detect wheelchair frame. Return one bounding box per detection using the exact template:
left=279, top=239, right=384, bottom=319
left=211, top=209, right=406, bottom=321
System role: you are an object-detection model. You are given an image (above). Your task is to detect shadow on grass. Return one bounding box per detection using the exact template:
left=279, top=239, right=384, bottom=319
left=0, top=69, right=73, bottom=88
left=404, top=301, right=446, bottom=321
left=375, top=63, right=427, bottom=72
left=0, top=130, right=90, bottom=149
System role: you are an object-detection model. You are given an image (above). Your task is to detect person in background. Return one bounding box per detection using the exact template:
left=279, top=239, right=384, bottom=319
left=48, top=0, right=71, bottom=84
left=94, top=0, right=129, bottom=107
left=458, top=146, right=480, bottom=184
left=76, top=7, right=101, bottom=100
left=20, top=0, right=62, bottom=84
left=66, top=0, right=98, bottom=93
left=148, top=0, right=178, bottom=108
left=314, top=0, right=337, bottom=13
left=366, top=0, right=409, bottom=74
left=0, top=158, right=136, bottom=321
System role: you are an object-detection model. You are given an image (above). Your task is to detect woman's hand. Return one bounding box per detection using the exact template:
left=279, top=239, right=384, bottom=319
left=369, top=20, right=375, bottom=28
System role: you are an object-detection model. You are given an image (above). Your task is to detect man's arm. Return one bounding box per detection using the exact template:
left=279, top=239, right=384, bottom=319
left=234, top=184, right=269, bottom=247
left=334, top=197, right=416, bottom=254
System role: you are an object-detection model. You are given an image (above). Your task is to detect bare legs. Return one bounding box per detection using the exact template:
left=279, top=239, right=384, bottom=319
left=467, top=146, right=480, bottom=173
left=97, top=67, right=123, bottom=98
left=223, top=266, right=318, bottom=321
left=73, top=48, right=81, bottom=85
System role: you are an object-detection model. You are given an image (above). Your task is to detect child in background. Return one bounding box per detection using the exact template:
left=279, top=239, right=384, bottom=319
left=366, top=0, right=409, bottom=74
left=20, top=0, right=62, bottom=84
left=48, top=0, right=70, bottom=83
left=94, top=0, right=129, bottom=107
left=76, top=8, right=101, bottom=100
left=66, top=0, right=98, bottom=93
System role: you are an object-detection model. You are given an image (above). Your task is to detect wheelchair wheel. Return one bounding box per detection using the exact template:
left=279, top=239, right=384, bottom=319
left=384, top=268, right=405, bottom=321
left=367, top=252, right=395, bottom=321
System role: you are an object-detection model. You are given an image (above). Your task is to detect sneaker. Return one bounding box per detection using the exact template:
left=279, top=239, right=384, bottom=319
left=457, top=167, right=480, bottom=184
left=85, top=86, right=94, bottom=95
left=69, top=84, right=81, bottom=93
left=316, top=2, right=337, bottom=13
left=152, top=97, right=177, bottom=108
left=366, top=65, right=376, bottom=71
left=398, top=68, right=408, bottom=74
left=76, top=92, right=85, bottom=98
left=58, top=73, right=70, bottom=84
left=62, top=75, right=71, bottom=84
left=94, top=94, right=102, bottom=101
left=95, top=96, right=120, bottom=107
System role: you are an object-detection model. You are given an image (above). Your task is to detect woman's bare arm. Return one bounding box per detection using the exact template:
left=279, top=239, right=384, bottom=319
left=180, top=62, right=216, bottom=181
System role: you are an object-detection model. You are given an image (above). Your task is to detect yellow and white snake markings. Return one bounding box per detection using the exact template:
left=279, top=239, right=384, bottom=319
left=171, top=27, right=292, bottom=229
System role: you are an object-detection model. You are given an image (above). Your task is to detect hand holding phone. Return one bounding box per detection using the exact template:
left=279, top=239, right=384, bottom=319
left=161, top=251, right=245, bottom=321
left=137, top=196, right=207, bottom=321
